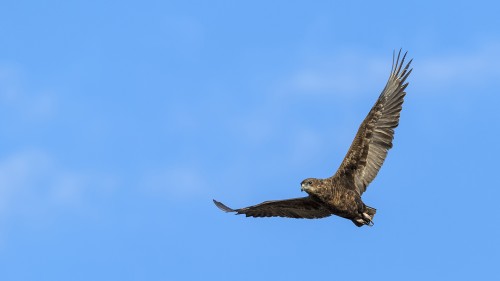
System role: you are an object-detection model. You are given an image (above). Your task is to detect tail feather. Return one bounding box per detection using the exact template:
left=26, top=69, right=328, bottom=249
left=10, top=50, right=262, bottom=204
left=365, top=206, right=377, bottom=219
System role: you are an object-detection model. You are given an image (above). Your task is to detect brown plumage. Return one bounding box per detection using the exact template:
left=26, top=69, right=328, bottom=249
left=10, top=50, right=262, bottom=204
left=213, top=50, right=412, bottom=227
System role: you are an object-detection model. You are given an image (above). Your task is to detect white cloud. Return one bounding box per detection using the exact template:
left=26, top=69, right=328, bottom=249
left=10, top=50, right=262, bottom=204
left=0, top=150, right=117, bottom=225
left=416, top=42, right=500, bottom=91
left=273, top=42, right=500, bottom=99
left=0, top=64, right=57, bottom=120
left=273, top=51, right=391, bottom=98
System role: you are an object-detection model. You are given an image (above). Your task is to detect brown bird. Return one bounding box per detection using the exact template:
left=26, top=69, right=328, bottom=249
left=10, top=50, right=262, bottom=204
left=213, top=50, right=412, bottom=227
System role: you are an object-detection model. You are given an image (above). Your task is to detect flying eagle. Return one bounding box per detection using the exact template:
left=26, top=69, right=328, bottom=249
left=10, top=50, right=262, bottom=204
left=213, top=50, right=412, bottom=227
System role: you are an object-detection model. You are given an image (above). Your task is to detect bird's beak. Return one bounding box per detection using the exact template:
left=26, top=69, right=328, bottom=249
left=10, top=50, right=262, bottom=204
left=301, top=184, right=305, bottom=192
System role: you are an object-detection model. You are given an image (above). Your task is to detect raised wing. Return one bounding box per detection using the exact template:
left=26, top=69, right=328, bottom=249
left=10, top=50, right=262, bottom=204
left=213, top=197, right=332, bottom=219
left=333, top=50, right=412, bottom=195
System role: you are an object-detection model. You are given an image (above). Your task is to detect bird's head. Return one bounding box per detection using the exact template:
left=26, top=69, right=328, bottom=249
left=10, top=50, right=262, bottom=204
left=301, top=178, right=321, bottom=194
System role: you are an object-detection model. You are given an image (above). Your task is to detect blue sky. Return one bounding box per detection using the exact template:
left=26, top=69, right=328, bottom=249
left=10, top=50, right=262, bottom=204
left=1, top=1, right=500, bottom=280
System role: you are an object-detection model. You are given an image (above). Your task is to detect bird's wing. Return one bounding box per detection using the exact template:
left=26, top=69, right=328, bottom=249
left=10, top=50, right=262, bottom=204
left=333, top=50, right=412, bottom=195
left=213, top=197, right=332, bottom=219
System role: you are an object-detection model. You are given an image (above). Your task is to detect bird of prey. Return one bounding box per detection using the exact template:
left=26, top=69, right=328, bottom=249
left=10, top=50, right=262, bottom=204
left=213, top=50, right=412, bottom=227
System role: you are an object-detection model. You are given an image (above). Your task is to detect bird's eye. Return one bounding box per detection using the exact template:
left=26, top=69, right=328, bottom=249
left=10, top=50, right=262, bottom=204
left=308, top=181, right=312, bottom=185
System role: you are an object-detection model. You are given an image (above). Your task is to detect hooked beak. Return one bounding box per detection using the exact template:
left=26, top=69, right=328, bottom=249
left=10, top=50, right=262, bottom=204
left=301, top=184, right=305, bottom=192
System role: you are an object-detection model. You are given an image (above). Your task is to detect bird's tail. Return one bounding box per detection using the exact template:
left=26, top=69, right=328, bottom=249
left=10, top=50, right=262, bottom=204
left=352, top=205, right=377, bottom=227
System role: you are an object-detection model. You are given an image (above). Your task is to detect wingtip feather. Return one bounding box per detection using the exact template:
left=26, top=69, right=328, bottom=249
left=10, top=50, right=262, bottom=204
left=213, top=199, right=236, bottom=213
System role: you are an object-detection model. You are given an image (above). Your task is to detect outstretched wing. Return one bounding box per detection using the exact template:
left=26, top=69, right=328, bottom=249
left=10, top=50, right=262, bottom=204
left=213, top=197, right=332, bottom=219
left=333, top=50, right=412, bottom=195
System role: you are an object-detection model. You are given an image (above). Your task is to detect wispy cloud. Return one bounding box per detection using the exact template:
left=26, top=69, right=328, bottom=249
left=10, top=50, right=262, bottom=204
left=273, top=42, right=500, bottom=99
left=0, top=150, right=117, bottom=226
left=416, top=42, right=500, bottom=92
left=272, top=51, right=391, bottom=98
left=0, top=64, right=57, bottom=120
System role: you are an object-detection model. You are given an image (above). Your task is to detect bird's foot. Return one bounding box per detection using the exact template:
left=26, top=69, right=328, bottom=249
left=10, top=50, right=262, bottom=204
left=362, top=212, right=374, bottom=226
